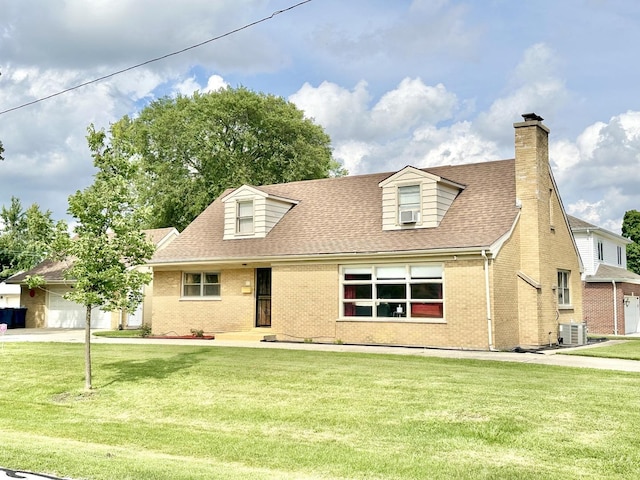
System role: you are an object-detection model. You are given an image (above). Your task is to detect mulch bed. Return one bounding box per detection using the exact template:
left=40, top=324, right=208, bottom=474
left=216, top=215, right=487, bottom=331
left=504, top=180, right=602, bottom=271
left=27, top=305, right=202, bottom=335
left=145, top=335, right=215, bottom=340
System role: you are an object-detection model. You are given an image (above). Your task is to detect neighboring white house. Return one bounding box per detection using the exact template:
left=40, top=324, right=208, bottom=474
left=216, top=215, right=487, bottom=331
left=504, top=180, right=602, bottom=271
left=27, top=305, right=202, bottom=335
left=569, top=216, right=640, bottom=335
left=570, top=215, right=631, bottom=277
left=0, top=282, right=21, bottom=308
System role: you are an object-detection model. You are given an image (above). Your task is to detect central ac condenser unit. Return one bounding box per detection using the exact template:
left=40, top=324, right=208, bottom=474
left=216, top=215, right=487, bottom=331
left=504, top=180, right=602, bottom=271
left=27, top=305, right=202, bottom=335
left=558, top=323, right=587, bottom=346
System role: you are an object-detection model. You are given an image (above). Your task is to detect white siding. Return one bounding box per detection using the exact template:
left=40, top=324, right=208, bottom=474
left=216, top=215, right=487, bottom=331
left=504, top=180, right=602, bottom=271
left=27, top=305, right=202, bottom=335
left=222, top=186, right=295, bottom=240
left=264, top=198, right=292, bottom=232
left=573, top=230, right=629, bottom=278
left=380, top=169, right=461, bottom=231
left=573, top=233, right=595, bottom=277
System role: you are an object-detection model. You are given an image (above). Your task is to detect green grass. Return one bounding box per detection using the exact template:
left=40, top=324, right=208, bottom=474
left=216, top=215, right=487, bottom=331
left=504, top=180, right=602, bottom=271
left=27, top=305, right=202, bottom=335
left=93, top=329, right=144, bottom=338
left=2, top=343, right=640, bottom=479
left=563, top=338, right=640, bottom=361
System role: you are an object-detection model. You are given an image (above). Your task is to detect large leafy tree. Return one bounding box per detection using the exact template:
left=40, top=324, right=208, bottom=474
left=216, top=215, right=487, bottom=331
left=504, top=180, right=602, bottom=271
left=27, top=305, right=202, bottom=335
left=0, top=197, right=66, bottom=280
left=622, top=210, right=640, bottom=274
left=113, top=86, right=344, bottom=230
left=53, top=125, right=156, bottom=390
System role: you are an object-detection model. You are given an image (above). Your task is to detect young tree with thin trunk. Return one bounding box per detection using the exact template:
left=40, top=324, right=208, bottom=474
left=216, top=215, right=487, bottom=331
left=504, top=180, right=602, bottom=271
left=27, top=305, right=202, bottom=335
left=60, top=125, right=156, bottom=390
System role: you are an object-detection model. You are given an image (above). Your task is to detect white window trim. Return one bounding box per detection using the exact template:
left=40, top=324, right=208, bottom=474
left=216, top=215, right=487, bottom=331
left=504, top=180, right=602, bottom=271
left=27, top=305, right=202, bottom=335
left=396, top=184, right=422, bottom=226
left=557, top=270, right=572, bottom=309
left=181, top=272, right=221, bottom=300
left=339, top=264, right=445, bottom=323
left=235, top=200, right=254, bottom=235
left=596, top=239, right=604, bottom=262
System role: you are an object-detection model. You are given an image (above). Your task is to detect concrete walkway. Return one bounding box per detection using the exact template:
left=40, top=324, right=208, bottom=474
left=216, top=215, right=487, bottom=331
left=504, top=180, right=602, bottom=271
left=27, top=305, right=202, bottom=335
left=3, top=328, right=640, bottom=372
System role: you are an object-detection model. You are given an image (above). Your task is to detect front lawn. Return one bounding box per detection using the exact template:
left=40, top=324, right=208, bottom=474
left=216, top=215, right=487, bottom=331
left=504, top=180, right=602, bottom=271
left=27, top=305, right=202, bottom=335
left=93, top=329, right=144, bottom=338
left=1, top=343, right=640, bottom=479
left=562, top=337, right=640, bottom=361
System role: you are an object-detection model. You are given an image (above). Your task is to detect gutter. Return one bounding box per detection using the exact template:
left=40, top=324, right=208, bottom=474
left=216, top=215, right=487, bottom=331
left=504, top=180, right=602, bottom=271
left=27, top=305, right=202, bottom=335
left=149, top=246, right=496, bottom=268
left=482, top=249, right=496, bottom=351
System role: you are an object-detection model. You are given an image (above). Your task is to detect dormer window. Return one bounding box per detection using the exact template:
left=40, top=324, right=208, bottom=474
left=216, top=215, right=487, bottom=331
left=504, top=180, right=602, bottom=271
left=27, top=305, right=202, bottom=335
left=398, top=185, right=421, bottom=224
left=236, top=200, right=254, bottom=234
left=222, top=185, right=299, bottom=240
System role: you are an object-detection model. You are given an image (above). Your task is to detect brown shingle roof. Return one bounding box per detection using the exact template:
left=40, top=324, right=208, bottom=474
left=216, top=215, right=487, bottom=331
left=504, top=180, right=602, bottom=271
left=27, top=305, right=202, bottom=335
left=587, top=264, right=640, bottom=283
left=7, top=258, right=74, bottom=284
left=152, top=159, right=519, bottom=264
left=567, top=215, right=597, bottom=230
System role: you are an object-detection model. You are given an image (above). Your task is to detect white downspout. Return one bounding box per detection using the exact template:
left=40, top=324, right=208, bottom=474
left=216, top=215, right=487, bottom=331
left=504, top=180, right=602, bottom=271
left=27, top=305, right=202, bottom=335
left=612, top=280, right=618, bottom=336
left=482, top=250, right=496, bottom=351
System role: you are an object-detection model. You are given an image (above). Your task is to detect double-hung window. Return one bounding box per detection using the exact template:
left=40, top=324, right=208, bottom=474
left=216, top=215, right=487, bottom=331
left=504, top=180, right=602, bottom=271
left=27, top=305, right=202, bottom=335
left=597, top=240, right=604, bottom=261
left=236, top=200, right=254, bottom=234
left=557, top=270, right=570, bottom=307
left=342, top=264, right=443, bottom=320
left=397, top=185, right=421, bottom=224
left=183, top=272, right=220, bottom=298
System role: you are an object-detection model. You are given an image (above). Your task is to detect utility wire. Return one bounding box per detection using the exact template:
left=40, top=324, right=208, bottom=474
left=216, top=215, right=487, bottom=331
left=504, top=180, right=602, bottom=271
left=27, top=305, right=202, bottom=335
left=0, top=0, right=312, bottom=116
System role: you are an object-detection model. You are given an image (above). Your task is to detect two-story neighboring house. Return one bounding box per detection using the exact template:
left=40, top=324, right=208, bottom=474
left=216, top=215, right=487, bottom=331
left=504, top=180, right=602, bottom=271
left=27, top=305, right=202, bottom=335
left=149, top=114, right=583, bottom=351
left=569, top=216, right=640, bottom=335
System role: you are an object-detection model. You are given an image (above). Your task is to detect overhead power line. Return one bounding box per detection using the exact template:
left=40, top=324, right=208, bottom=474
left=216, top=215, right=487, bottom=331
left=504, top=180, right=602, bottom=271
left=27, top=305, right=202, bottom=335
left=0, top=0, right=312, bottom=116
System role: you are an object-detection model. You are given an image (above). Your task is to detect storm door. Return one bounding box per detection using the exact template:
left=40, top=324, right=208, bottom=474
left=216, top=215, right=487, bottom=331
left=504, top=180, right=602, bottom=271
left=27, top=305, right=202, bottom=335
left=256, top=268, right=272, bottom=327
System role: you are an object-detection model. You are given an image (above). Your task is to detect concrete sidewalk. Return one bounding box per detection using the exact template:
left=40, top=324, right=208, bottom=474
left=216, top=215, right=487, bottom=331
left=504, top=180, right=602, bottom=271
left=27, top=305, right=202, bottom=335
left=3, top=328, right=640, bottom=372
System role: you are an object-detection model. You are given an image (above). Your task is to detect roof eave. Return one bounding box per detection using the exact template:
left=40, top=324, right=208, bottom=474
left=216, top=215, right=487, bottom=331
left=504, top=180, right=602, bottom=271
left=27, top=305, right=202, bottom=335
left=150, top=246, right=498, bottom=268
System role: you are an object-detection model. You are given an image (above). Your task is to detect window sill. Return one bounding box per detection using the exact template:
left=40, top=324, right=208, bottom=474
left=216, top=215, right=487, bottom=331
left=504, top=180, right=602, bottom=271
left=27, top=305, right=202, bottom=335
left=180, top=296, right=221, bottom=301
left=558, top=304, right=573, bottom=310
left=338, top=317, right=446, bottom=324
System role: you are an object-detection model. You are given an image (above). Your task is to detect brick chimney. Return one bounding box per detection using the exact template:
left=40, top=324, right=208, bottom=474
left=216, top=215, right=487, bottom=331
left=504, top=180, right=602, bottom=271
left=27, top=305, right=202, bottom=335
left=514, top=113, right=553, bottom=346
left=514, top=113, right=551, bottom=279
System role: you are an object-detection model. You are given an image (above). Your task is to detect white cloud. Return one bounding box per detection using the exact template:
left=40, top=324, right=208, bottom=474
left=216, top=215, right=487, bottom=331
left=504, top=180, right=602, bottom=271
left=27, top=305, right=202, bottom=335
left=203, top=75, right=228, bottom=93
left=289, top=80, right=371, bottom=140
left=371, top=79, right=457, bottom=138
left=412, top=121, right=501, bottom=167
left=476, top=43, right=569, bottom=143
left=553, top=111, right=640, bottom=233
left=290, top=77, right=461, bottom=173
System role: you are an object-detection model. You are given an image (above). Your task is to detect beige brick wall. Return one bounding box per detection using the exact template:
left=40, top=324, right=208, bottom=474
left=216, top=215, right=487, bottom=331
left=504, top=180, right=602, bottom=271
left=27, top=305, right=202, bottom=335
left=272, top=264, right=339, bottom=342
left=514, top=120, right=583, bottom=348
left=152, top=268, right=255, bottom=336
left=492, top=229, right=521, bottom=349
left=273, top=260, right=490, bottom=350
left=20, top=285, right=46, bottom=328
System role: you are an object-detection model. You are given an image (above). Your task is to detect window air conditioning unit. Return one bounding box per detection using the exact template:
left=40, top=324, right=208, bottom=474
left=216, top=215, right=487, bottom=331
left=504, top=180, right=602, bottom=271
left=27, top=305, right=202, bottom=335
left=400, top=210, right=419, bottom=224
left=558, top=323, right=587, bottom=346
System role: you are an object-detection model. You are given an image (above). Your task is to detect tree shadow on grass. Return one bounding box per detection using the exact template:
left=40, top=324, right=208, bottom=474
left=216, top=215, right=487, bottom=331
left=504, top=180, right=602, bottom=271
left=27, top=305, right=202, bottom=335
left=99, top=348, right=212, bottom=387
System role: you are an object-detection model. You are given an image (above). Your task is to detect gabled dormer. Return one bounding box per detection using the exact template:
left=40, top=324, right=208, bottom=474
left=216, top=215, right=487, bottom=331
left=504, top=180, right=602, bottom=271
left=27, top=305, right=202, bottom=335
left=221, top=185, right=298, bottom=240
left=378, top=166, right=465, bottom=231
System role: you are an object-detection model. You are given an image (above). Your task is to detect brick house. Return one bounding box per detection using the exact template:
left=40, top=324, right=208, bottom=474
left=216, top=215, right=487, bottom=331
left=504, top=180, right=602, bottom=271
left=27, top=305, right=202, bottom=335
left=8, top=227, right=178, bottom=329
left=569, top=216, right=640, bottom=335
left=149, top=114, right=583, bottom=350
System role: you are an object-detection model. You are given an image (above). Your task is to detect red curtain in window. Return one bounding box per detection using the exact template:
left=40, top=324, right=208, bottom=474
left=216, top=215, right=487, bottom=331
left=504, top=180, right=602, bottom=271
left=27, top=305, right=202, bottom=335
left=344, top=285, right=356, bottom=316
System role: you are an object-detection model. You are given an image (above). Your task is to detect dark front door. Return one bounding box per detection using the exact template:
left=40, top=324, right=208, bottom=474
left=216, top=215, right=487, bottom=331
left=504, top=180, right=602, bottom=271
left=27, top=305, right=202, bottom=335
left=256, top=268, right=272, bottom=327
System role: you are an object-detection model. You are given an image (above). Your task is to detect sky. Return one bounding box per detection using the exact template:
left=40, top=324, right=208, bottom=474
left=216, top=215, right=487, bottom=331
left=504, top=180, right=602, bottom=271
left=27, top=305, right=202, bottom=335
left=1, top=0, right=639, bottom=234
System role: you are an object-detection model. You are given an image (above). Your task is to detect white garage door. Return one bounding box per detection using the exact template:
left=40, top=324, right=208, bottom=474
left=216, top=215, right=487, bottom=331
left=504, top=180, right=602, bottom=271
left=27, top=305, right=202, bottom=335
left=47, top=287, right=112, bottom=329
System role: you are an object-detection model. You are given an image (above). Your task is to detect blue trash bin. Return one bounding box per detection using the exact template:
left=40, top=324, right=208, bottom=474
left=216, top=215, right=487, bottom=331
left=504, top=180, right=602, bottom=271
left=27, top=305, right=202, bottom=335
left=0, top=308, right=14, bottom=329
left=13, top=308, right=26, bottom=328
